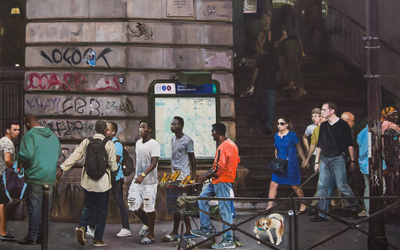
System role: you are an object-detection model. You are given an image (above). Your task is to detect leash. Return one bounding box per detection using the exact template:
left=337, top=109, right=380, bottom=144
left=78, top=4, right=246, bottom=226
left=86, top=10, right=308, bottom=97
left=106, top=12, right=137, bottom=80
left=266, top=170, right=319, bottom=215
left=287, top=170, right=319, bottom=198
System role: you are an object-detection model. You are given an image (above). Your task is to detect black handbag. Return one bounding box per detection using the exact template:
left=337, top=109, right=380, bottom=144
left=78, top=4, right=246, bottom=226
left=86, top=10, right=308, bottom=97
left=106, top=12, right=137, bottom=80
left=268, top=157, right=288, bottom=175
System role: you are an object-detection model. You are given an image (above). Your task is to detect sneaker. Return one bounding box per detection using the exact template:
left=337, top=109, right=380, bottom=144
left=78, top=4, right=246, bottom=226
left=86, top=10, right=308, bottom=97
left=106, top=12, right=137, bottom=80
left=86, top=226, right=95, bottom=238
left=0, top=232, right=16, bottom=241
left=93, top=240, right=106, bottom=247
left=138, top=225, right=149, bottom=238
left=76, top=226, right=86, bottom=246
left=190, top=229, right=212, bottom=239
left=348, top=211, right=359, bottom=220
left=211, top=239, right=236, bottom=249
left=116, top=228, right=131, bottom=237
left=18, top=236, right=39, bottom=245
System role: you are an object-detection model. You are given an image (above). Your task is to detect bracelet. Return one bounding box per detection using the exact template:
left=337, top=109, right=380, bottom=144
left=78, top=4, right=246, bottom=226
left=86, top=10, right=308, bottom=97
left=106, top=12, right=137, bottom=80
left=314, top=162, right=319, bottom=164
left=350, top=160, right=356, bottom=163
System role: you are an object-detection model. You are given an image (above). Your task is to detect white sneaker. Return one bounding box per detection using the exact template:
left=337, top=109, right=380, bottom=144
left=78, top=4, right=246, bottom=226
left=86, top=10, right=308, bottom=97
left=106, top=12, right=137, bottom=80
left=116, top=228, right=132, bottom=237
left=86, top=226, right=95, bottom=238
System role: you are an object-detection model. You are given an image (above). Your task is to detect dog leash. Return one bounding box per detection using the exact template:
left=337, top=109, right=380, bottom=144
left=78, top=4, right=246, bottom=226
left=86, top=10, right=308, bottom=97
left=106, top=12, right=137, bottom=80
left=287, top=170, right=319, bottom=198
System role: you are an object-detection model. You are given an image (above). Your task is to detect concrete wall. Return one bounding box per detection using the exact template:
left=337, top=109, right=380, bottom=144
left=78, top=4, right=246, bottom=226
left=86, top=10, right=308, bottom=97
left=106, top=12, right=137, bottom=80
left=25, top=0, right=234, bottom=222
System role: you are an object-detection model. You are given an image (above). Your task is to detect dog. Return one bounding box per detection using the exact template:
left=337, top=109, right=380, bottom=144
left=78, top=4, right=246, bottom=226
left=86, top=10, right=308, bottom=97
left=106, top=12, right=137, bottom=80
left=253, top=213, right=284, bottom=245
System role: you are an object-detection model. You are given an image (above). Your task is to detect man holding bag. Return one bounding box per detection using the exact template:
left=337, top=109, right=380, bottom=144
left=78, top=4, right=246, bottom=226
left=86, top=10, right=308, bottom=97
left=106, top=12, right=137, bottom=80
left=0, top=121, right=20, bottom=242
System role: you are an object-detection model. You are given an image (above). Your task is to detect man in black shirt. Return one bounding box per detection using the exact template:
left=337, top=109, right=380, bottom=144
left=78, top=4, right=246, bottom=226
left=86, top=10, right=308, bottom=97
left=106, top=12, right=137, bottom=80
left=249, top=42, right=281, bottom=135
left=311, top=102, right=359, bottom=222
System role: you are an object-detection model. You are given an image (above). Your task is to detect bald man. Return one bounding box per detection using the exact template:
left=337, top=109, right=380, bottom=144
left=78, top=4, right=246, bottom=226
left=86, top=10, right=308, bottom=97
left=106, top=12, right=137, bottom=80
left=18, top=115, right=61, bottom=245
left=341, top=112, right=363, bottom=212
left=341, top=112, right=355, bottom=129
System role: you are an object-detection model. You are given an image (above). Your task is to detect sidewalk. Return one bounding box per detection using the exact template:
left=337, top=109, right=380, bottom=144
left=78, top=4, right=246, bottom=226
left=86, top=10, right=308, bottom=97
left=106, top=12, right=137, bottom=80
left=2, top=212, right=400, bottom=250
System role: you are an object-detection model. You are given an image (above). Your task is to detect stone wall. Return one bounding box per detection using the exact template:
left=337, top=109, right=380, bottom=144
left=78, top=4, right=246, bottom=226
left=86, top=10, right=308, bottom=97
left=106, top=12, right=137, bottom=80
left=24, top=0, right=235, bottom=222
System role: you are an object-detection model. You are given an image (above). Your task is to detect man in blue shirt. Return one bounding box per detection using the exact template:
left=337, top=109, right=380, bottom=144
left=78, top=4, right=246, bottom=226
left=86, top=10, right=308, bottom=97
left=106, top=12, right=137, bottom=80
left=107, top=122, right=130, bottom=237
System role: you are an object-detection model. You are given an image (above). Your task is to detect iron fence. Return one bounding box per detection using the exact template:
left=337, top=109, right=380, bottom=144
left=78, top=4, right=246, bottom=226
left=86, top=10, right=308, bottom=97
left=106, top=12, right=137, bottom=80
left=176, top=196, right=400, bottom=250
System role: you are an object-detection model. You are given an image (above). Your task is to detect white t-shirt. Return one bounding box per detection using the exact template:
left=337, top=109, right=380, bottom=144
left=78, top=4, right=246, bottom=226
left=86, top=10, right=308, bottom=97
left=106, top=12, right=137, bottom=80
left=304, top=124, right=317, bottom=137
left=171, top=134, right=194, bottom=181
left=134, top=138, right=160, bottom=185
left=0, top=136, right=15, bottom=175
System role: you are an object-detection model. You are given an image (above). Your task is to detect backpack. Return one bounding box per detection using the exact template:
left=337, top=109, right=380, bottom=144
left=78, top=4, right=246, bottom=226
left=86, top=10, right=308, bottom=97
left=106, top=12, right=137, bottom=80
left=383, top=129, right=400, bottom=170
left=2, top=161, right=27, bottom=200
left=114, top=140, right=134, bottom=177
left=85, top=137, right=109, bottom=180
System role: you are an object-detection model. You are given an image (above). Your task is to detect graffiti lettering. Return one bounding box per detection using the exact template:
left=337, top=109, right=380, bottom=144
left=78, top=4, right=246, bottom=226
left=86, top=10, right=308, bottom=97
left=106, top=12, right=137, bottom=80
left=25, top=73, right=121, bottom=92
left=39, top=120, right=95, bottom=138
left=39, top=48, right=112, bottom=67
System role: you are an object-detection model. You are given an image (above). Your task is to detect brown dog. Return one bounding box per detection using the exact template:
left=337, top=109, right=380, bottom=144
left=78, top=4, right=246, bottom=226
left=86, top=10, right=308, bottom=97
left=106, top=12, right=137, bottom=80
left=253, top=213, right=284, bottom=245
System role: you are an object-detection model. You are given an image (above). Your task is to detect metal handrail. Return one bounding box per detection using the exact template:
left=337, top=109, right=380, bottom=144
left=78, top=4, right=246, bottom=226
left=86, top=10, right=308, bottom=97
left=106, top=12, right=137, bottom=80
left=177, top=195, right=400, bottom=250
left=328, top=0, right=400, bottom=59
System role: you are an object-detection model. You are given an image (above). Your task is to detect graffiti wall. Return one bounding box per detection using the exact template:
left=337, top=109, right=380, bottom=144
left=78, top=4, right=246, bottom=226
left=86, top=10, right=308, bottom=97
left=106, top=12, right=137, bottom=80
left=25, top=0, right=235, bottom=222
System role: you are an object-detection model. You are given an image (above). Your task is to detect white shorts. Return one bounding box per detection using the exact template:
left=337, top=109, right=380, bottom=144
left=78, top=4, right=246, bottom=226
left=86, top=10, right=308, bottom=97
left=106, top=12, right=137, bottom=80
left=128, top=182, right=157, bottom=213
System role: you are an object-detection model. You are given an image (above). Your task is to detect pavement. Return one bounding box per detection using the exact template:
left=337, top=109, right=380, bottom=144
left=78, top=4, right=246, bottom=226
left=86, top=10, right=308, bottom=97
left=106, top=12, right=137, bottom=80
left=2, top=211, right=400, bottom=250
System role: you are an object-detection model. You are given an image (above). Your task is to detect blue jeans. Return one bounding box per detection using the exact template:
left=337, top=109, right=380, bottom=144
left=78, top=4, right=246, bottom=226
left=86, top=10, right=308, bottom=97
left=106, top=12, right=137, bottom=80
left=318, top=156, right=358, bottom=219
left=26, top=183, right=53, bottom=240
left=199, top=182, right=233, bottom=241
left=112, top=179, right=129, bottom=229
left=79, top=190, right=109, bottom=241
left=256, top=90, right=276, bottom=130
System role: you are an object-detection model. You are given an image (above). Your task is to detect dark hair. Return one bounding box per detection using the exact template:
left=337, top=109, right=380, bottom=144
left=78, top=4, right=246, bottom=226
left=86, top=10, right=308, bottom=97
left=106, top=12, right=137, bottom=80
left=95, top=120, right=107, bottom=133
left=173, top=116, right=184, bottom=127
left=323, top=102, right=338, bottom=114
left=276, top=116, right=295, bottom=131
left=6, top=121, right=19, bottom=130
left=108, top=122, right=118, bottom=133
left=139, top=119, right=153, bottom=130
left=212, top=123, right=226, bottom=135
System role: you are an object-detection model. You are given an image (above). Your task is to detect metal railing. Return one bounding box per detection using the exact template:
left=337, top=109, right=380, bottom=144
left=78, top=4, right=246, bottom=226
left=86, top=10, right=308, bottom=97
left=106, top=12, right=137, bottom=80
left=176, top=195, right=400, bottom=250
left=326, top=0, right=400, bottom=72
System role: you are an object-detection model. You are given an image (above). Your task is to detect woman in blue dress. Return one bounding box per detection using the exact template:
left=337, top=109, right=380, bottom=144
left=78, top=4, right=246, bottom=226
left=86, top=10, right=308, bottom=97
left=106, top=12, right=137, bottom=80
left=267, top=117, right=307, bottom=213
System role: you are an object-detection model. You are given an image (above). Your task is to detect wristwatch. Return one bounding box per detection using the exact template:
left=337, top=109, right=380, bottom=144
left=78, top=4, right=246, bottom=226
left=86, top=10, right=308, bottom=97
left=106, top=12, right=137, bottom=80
left=141, top=172, right=146, bottom=177
left=314, top=162, right=319, bottom=164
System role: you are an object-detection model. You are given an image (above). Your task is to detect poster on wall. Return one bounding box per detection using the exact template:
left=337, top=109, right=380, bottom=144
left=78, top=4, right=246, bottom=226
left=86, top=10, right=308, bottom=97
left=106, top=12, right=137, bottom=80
left=151, top=81, right=220, bottom=160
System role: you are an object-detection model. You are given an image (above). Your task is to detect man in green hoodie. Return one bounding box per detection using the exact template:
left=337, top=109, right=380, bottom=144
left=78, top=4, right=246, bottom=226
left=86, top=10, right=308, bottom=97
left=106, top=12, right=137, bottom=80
left=18, top=114, right=61, bottom=245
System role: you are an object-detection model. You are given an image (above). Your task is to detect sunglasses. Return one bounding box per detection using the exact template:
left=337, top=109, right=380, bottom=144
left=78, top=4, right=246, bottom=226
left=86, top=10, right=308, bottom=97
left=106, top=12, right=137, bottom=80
left=277, top=122, right=287, bottom=126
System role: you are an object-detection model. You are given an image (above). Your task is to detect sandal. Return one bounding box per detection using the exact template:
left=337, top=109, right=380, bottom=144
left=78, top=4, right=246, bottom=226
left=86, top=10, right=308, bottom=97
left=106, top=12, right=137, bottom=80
left=138, top=225, right=149, bottom=239
left=161, top=234, right=176, bottom=242
left=140, top=237, right=156, bottom=244
left=297, top=210, right=307, bottom=215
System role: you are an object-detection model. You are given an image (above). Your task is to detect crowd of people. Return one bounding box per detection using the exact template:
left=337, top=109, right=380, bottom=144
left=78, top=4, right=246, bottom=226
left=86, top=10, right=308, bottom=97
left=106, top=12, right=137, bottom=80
left=0, top=107, right=395, bottom=249
left=0, top=115, right=240, bottom=249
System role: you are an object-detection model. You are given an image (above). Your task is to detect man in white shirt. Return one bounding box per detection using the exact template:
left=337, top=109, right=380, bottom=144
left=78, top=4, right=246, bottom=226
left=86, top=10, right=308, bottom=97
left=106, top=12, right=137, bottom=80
left=57, top=120, right=118, bottom=247
left=0, top=121, right=20, bottom=242
left=128, top=120, right=160, bottom=244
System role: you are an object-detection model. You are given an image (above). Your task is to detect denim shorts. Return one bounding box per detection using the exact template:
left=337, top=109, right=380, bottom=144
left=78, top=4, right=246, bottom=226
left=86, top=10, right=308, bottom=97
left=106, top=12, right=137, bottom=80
left=0, top=176, right=9, bottom=204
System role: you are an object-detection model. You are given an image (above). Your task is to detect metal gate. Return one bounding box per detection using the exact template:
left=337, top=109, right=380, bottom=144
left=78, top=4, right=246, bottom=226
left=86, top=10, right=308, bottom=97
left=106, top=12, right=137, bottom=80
left=0, top=66, right=25, bottom=149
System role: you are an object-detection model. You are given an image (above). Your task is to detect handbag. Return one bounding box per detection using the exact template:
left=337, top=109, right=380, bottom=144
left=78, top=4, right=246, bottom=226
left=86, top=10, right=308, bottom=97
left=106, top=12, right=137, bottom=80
left=3, top=162, right=27, bottom=200
left=268, top=157, right=288, bottom=175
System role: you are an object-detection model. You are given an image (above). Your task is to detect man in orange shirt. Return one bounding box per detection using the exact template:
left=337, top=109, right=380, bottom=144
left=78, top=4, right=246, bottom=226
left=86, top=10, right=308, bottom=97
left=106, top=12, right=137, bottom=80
left=191, top=123, right=240, bottom=249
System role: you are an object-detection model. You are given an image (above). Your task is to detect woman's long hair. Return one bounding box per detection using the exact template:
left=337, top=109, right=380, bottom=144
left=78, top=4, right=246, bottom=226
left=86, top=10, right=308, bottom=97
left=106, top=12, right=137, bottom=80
left=276, top=116, right=295, bottom=132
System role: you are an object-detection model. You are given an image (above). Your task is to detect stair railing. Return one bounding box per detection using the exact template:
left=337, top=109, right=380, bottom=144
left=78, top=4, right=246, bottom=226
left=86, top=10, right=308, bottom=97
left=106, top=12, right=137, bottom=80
left=326, top=0, right=400, bottom=72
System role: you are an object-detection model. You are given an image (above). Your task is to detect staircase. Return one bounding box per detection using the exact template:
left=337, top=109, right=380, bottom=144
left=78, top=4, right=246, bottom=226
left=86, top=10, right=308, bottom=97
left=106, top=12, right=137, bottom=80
left=234, top=54, right=367, bottom=198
